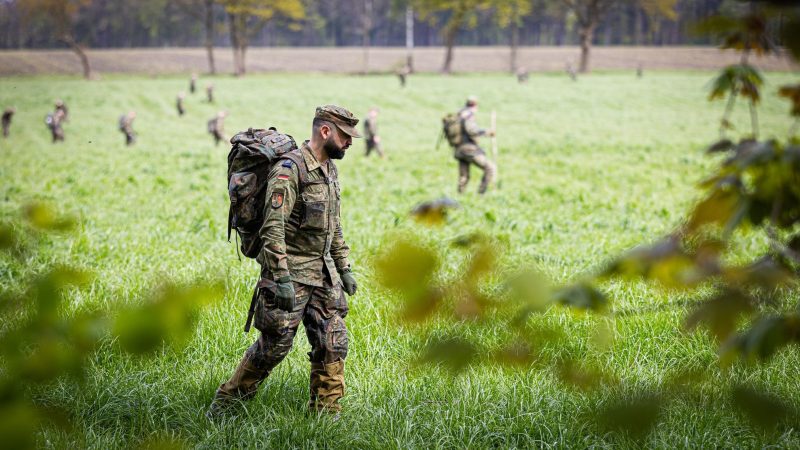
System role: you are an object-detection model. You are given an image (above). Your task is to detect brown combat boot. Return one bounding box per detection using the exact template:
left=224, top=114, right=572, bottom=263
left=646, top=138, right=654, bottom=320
left=206, top=352, right=269, bottom=419
left=308, top=360, right=345, bottom=413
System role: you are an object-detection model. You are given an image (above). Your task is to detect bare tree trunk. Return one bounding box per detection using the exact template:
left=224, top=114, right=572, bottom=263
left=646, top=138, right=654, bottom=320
left=61, top=35, right=92, bottom=79
left=228, top=12, right=243, bottom=77
left=510, top=23, right=519, bottom=73
left=442, top=26, right=456, bottom=74
left=238, top=13, right=251, bottom=76
left=205, top=0, right=216, bottom=75
left=633, top=7, right=643, bottom=45
left=555, top=19, right=565, bottom=46
left=228, top=13, right=237, bottom=76
left=362, top=0, right=372, bottom=74
left=405, top=6, right=414, bottom=73
left=578, top=22, right=595, bottom=73
left=441, top=7, right=466, bottom=74
left=240, top=44, right=247, bottom=75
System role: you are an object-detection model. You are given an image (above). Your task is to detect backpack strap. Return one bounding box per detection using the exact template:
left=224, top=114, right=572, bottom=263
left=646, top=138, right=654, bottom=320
left=279, top=150, right=336, bottom=186
left=278, top=150, right=310, bottom=188
left=244, top=278, right=274, bottom=333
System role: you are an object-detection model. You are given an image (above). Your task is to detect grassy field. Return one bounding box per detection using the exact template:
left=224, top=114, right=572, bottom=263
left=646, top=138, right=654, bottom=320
left=1, top=71, right=799, bottom=448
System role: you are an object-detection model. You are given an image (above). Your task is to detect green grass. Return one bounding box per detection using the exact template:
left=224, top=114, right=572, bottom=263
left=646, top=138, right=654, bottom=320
left=1, top=71, right=799, bottom=449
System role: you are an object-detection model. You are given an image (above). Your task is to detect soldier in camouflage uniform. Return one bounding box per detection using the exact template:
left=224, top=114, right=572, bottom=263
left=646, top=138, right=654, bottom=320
left=206, top=83, right=215, bottom=103
left=208, top=105, right=360, bottom=417
left=397, top=65, right=409, bottom=88
left=176, top=93, right=186, bottom=116
left=119, top=111, right=137, bottom=146
left=516, top=67, right=529, bottom=84
left=455, top=96, right=496, bottom=195
left=2, top=107, right=14, bottom=138
left=46, top=108, right=66, bottom=143
left=208, top=111, right=227, bottom=145
left=566, top=62, right=577, bottom=81
left=55, top=99, right=69, bottom=122
left=363, top=107, right=384, bottom=158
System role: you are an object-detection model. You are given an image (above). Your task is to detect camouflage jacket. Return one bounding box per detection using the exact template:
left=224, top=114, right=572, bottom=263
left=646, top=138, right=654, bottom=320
left=458, top=107, right=486, bottom=145
left=455, top=107, right=486, bottom=158
left=208, top=118, right=224, bottom=134
left=119, top=116, right=134, bottom=133
left=258, top=141, right=350, bottom=287
left=364, top=117, right=378, bottom=141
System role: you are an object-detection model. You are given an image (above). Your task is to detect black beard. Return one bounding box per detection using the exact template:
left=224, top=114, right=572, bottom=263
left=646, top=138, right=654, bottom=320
left=324, top=137, right=346, bottom=160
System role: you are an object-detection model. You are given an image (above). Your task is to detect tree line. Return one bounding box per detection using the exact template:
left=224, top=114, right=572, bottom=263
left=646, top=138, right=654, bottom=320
left=0, top=0, right=791, bottom=77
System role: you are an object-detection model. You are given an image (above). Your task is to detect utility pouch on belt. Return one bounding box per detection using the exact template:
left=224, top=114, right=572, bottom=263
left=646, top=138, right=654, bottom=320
left=244, top=278, right=275, bottom=333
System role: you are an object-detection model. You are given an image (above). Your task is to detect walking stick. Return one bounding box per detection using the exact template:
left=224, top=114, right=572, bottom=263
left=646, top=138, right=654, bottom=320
left=491, top=110, right=499, bottom=187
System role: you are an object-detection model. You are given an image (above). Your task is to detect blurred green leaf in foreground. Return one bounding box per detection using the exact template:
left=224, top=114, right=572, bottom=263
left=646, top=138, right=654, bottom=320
left=0, top=203, right=221, bottom=449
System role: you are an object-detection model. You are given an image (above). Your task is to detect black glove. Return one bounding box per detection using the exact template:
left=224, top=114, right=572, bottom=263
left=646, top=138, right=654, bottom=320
left=274, top=276, right=295, bottom=312
left=340, top=269, right=357, bottom=296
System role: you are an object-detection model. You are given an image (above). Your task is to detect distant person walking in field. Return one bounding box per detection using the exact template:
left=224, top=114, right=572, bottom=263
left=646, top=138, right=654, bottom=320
left=45, top=108, right=66, bottom=143
left=566, top=62, right=577, bottom=81
left=190, top=74, right=197, bottom=94
left=397, top=66, right=409, bottom=88
left=206, top=84, right=214, bottom=103
left=516, top=67, right=529, bottom=84
left=55, top=99, right=69, bottom=122
left=119, top=111, right=137, bottom=146
left=363, top=107, right=384, bottom=158
left=176, top=93, right=186, bottom=116
left=2, top=107, right=14, bottom=138
left=442, top=96, right=496, bottom=195
left=207, top=111, right=227, bottom=145
left=208, top=104, right=360, bottom=418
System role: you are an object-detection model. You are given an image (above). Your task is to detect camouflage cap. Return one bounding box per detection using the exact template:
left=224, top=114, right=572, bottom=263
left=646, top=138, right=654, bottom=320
left=316, top=104, right=361, bottom=138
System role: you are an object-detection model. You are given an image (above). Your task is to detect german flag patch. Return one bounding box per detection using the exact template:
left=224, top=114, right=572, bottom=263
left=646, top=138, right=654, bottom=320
left=277, top=174, right=290, bottom=180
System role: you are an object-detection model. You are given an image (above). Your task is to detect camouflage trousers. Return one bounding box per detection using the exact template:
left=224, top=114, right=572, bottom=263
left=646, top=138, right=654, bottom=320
left=456, top=148, right=496, bottom=194
left=51, top=126, right=64, bottom=143
left=365, top=138, right=384, bottom=158
left=213, top=130, right=224, bottom=146
left=124, top=130, right=136, bottom=146
left=214, top=279, right=349, bottom=411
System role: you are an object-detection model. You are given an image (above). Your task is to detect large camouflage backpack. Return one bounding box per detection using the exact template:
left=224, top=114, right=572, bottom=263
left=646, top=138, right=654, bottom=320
left=227, top=127, right=301, bottom=258
left=442, top=112, right=464, bottom=147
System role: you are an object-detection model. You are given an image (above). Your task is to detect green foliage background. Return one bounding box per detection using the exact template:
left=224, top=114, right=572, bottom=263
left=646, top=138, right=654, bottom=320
left=0, top=71, right=798, bottom=448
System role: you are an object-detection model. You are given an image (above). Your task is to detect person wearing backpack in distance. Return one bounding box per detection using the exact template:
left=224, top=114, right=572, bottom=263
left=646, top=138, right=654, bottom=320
left=118, top=111, right=137, bottom=146
left=443, top=96, right=496, bottom=195
left=208, top=105, right=360, bottom=418
left=208, top=111, right=227, bottom=146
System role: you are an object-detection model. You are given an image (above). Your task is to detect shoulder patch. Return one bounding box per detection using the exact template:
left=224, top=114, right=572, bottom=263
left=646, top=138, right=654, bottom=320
left=281, top=160, right=293, bottom=168
left=271, top=189, right=284, bottom=209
